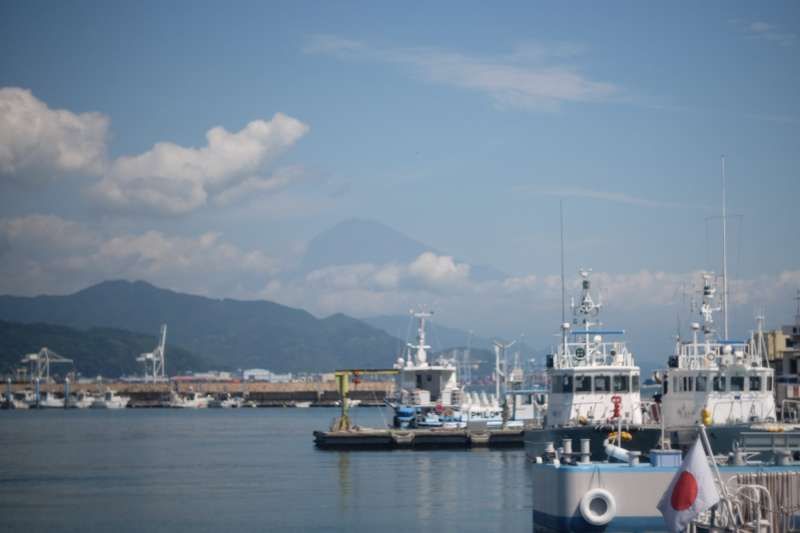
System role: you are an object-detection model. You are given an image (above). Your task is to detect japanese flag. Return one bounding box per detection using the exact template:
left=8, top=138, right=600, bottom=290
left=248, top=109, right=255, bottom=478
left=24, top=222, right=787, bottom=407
left=657, top=438, right=721, bottom=533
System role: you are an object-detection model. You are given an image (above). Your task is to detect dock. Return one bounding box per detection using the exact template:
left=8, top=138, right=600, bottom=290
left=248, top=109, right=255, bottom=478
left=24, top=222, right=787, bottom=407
left=313, top=427, right=525, bottom=450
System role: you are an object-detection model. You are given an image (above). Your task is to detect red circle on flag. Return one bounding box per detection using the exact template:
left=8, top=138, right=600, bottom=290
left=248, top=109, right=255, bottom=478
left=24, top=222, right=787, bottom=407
left=671, top=471, right=698, bottom=511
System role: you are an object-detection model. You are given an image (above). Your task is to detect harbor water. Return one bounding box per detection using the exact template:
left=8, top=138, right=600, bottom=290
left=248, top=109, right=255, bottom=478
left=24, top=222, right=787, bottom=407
left=0, top=408, right=532, bottom=532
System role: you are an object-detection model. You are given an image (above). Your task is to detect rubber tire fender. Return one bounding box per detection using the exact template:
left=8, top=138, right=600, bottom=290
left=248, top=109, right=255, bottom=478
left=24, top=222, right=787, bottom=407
left=579, top=488, right=617, bottom=527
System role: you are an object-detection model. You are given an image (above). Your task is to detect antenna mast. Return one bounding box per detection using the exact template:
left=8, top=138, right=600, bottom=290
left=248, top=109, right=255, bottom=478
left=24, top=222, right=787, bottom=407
left=560, top=199, right=566, bottom=324
left=721, top=156, right=729, bottom=340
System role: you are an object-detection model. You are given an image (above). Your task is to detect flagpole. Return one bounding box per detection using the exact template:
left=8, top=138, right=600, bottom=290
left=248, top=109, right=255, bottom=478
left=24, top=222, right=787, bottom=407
left=697, top=424, right=739, bottom=527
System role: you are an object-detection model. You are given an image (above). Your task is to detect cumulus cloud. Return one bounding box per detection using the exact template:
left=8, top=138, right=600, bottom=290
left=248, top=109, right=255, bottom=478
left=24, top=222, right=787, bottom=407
left=91, top=113, right=309, bottom=214
left=408, top=252, right=470, bottom=286
left=0, top=214, right=279, bottom=297
left=0, top=87, right=109, bottom=181
left=212, top=165, right=305, bottom=207
left=0, top=87, right=310, bottom=215
left=305, top=36, right=618, bottom=111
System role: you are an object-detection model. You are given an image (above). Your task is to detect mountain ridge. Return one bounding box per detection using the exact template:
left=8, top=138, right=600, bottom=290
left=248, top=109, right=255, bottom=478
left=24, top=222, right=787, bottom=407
left=0, top=280, right=404, bottom=373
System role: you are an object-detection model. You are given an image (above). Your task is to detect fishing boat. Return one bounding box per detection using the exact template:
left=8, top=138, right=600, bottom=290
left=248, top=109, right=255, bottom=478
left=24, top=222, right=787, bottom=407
left=68, top=391, right=95, bottom=409
left=524, top=269, right=660, bottom=459
left=28, top=390, right=65, bottom=409
left=208, top=393, right=243, bottom=408
left=168, top=390, right=211, bottom=408
left=89, top=389, right=130, bottom=409
left=389, top=310, right=504, bottom=428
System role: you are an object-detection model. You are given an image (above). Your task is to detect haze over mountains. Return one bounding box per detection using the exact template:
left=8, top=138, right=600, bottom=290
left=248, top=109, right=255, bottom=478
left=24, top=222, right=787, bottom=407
left=298, top=219, right=506, bottom=282
left=0, top=281, right=404, bottom=374
left=0, top=320, right=205, bottom=378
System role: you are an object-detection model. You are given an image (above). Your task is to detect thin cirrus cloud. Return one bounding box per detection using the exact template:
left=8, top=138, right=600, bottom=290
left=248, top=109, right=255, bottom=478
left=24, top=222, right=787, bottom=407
left=519, top=186, right=709, bottom=209
left=730, top=19, right=796, bottom=47
left=305, top=35, right=619, bottom=111
left=0, top=87, right=310, bottom=215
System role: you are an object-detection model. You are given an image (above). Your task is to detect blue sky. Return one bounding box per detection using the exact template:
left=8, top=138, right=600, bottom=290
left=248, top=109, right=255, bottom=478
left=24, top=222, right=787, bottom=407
left=0, top=1, right=798, bottom=359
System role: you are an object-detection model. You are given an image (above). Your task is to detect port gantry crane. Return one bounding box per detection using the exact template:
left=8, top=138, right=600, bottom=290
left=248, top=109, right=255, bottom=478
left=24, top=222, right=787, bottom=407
left=21, top=348, right=73, bottom=383
left=331, top=368, right=399, bottom=431
left=137, top=324, right=167, bottom=382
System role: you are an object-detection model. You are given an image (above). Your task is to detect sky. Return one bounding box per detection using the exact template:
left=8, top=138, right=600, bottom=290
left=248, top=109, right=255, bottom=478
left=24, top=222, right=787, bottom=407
left=1, top=1, right=798, bottom=365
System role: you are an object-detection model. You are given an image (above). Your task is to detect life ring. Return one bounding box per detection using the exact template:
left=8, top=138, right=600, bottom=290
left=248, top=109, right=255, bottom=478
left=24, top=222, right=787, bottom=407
left=706, top=352, right=715, bottom=362
left=579, top=488, right=617, bottom=526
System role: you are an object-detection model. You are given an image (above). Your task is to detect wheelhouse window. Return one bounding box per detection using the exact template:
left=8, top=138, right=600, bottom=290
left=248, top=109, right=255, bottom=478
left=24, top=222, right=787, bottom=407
left=632, top=375, right=640, bottom=392
left=594, top=375, right=611, bottom=392
left=682, top=376, right=693, bottom=392
left=575, top=375, right=592, bottom=393
left=551, top=375, right=561, bottom=394
left=663, top=379, right=669, bottom=395
left=696, top=375, right=708, bottom=392
left=613, top=375, right=630, bottom=393
left=730, top=376, right=745, bottom=392
left=748, top=376, right=762, bottom=392
left=562, top=375, right=573, bottom=393
left=767, top=376, right=774, bottom=392
left=713, top=376, right=726, bottom=391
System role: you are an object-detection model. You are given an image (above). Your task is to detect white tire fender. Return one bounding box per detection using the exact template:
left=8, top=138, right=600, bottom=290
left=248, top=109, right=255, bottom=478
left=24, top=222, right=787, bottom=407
left=579, top=488, right=616, bottom=526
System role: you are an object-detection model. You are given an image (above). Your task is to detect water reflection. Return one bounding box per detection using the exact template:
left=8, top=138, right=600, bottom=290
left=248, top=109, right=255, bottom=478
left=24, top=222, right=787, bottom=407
left=337, top=452, right=351, bottom=510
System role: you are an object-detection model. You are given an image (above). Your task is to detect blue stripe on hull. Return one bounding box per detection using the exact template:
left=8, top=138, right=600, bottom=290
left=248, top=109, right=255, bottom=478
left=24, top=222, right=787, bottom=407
left=533, top=510, right=666, bottom=532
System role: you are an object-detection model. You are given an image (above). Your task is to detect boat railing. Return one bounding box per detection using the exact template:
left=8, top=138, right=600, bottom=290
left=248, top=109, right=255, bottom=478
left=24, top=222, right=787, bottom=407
left=711, top=398, right=775, bottom=424
left=780, top=399, right=800, bottom=423
left=560, top=341, right=634, bottom=367
left=676, top=341, right=765, bottom=369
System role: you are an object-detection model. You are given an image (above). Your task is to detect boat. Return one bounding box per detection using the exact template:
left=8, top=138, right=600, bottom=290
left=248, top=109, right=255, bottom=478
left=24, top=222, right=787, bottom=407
left=27, top=390, right=65, bottom=409
left=388, top=309, right=504, bottom=428
left=168, top=390, right=211, bottom=408
left=530, top=427, right=800, bottom=532
left=524, top=269, right=660, bottom=459
left=1, top=389, right=30, bottom=410
left=208, top=393, right=243, bottom=408
left=294, top=401, right=312, bottom=408
left=656, top=273, right=780, bottom=451
left=89, top=389, right=130, bottom=409
left=68, top=391, right=95, bottom=409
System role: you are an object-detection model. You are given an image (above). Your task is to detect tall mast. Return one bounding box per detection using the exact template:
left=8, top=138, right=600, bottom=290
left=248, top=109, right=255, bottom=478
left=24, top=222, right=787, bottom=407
left=560, top=199, right=566, bottom=324
left=795, top=289, right=800, bottom=327
left=721, top=156, right=729, bottom=340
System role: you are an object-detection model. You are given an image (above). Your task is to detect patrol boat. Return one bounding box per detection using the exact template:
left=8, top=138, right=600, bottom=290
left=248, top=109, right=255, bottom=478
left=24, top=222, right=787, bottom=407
left=524, top=269, right=660, bottom=459
left=657, top=273, right=778, bottom=450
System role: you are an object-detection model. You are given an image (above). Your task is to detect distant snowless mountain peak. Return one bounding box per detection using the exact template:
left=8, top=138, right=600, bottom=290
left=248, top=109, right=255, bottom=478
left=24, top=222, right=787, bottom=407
left=299, top=218, right=505, bottom=281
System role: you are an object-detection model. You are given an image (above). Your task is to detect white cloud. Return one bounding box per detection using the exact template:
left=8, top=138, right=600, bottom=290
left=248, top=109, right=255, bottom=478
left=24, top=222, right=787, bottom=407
left=0, top=87, right=109, bottom=181
left=408, top=252, right=470, bottom=286
left=91, top=113, right=309, bottom=214
left=305, top=36, right=618, bottom=110
left=0, top=214, right=279, bottom=297
left=212, top=165, right=305, bottom=207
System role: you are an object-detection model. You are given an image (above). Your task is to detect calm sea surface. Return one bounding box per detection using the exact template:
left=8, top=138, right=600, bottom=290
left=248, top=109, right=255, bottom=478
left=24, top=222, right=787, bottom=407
left=0, top=408, right=532, bottom=532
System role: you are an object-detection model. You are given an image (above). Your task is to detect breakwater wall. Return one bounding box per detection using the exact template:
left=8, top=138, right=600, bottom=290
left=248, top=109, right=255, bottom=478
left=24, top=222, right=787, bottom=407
left=6, top=381, right=394, bottom=407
